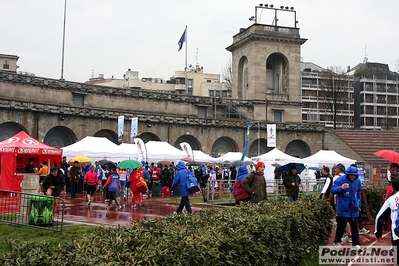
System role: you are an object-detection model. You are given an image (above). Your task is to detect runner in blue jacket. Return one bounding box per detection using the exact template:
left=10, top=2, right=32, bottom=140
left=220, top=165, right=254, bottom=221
left=330, top=165, right=362, bottom=251
left=171, top=161, right=192, bottom=214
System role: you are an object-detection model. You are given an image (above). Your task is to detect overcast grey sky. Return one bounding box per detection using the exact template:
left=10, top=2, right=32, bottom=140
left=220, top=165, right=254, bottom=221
left=2, top=0, right=398, bottom=83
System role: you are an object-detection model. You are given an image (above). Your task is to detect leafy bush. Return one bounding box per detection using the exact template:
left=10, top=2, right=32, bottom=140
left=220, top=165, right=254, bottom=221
left=1, top=196, right=333, bottom=266
left=361, top=184, right=387, bottom=221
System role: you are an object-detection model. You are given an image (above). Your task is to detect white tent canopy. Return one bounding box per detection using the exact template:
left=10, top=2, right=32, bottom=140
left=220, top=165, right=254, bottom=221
left=252, top=148, right=302, bottom=164
left=145, top=141, right=186, bottom=163
left=302, top=150, right=356, bottom=169
left=117, top=143, right=139, bottom=161
left=62, top=136, right=123, bottom=162
left=193, top=150, right=217, bottom=163
left=251, top=148, right=303, bottom=180
left=215, top=152, right=252, bottom=164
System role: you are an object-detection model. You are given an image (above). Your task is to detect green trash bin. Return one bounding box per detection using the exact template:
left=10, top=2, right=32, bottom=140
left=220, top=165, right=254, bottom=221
left=29, top=196, right=53, bottom=226
left=152, top=181, right=160, bottom=198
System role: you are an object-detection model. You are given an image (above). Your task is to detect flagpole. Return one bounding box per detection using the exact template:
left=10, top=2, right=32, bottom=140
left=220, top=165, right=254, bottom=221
left=60, top=0, right=67, bottom=80
left=184, top=25, right=188, bottom=93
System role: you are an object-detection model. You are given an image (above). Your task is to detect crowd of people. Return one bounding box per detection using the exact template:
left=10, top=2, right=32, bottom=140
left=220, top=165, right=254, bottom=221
left=25, top=155, right=399, bottom=261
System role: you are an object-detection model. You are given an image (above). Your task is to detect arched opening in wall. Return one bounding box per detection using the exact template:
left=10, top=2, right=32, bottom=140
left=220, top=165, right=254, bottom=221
left=94, top=130, right=118, bottom=144
left=237, top=56, right=248, bottom=100
left=211, top=137, right=238, bottom=158
left=43, top=126, right=77, bottom=147
left=173, top=135, right=202, bottom=151
left=248, top=138, right=271, bottom=157
left=138, top=132, right=161, bottom=143
left=0, top=122, right=27, bottom=141
left=285, top=140, right=311, bottom=158
left=266, top=53, right=289, bottom=94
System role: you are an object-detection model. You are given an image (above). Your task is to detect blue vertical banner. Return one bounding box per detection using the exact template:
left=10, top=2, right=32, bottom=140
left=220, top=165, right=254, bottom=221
left=130, top=117, right=138, bottom=143
left=267, top=124, right=276, bottom=147
left=241, top=122, right=253, bottom=161
left=117, top=115, right=124, bottom=144
left=356, top=162, right=365, bottom=182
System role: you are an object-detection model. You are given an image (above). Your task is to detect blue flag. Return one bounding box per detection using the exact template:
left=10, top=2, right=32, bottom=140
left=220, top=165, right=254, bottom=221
left=178, top=27, right=187, bottom=51
left=241, top=122, right=253, bottom=161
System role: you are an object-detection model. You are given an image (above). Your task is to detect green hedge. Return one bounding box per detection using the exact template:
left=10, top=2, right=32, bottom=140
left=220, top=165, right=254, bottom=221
left=1, top=196, right=334, bottom=266
left=361, top=184, right=387, bottom=220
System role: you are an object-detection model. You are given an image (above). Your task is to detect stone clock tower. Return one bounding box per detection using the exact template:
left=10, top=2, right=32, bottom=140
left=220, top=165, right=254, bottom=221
left=226, top=5, right=307, bottom=123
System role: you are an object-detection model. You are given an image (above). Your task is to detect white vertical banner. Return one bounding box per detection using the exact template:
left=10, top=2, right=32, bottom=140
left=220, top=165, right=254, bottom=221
left=130, top=117, right=138, bottom=143
left=267, top=124, right=276, bottom=147
left=117, top=115, right=124, bottom=144
left=179, top=142, right=194, bottom=160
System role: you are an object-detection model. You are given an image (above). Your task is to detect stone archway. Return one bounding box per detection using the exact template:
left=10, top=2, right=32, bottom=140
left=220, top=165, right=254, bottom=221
left=43, top=126, right=77, bottom=147
left=138, top=132, right=161, bottom=143
left=173, top=135, right=202, bottom=150
left=285, top=140, right=311, bottom=158
left=248, top=138, right=271, bottom=157
left=211, top=137, right=238, bottom=158
left=237, top=56, right=249, bottom=100
left=0, top=122, right=27, bottom=141
left=266, top=53, right=289, bottom=94
left=94, top=129, right=118, bottom=144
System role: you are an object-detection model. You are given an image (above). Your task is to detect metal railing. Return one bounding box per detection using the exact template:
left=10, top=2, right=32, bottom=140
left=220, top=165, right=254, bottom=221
left=0, top=190, right=65, bottom=234
left=204, top=178, right=370, bottom=204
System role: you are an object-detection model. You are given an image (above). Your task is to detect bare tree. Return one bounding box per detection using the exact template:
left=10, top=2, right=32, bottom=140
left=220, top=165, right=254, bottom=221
left=318, top=66, right=351, bottom=129
left=221, top=58, right=233, bottom=90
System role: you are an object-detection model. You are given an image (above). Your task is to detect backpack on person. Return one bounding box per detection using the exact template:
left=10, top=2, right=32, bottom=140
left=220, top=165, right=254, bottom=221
left=232, top=179, right=250, bottom=201
left=186, top=172, right=200, bottom=194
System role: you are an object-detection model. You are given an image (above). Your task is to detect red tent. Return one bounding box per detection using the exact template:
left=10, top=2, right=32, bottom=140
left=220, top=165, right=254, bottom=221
left=0, top=131, right=62, bottom=192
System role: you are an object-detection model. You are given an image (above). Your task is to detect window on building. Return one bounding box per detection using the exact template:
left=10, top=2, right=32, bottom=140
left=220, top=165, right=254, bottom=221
left=3, top=59, right=10, bottom=69
left=72, top=93, right=84, bottom=107
left=273, top=110, right=282, bottom=122
left=198, top=106, right=206, bottom=118
left=365, top=106, right=374, bottom=114
left=209, top=90, right=214, bottom=97
left=207, top=80, right=211, bottom=83
left=187, top=79, right=193, bottom=95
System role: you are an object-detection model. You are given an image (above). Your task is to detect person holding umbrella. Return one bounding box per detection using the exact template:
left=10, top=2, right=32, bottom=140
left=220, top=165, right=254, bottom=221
left=129, top=166, right=147, bottom=208
left=283, top=165, right=301, bottom=202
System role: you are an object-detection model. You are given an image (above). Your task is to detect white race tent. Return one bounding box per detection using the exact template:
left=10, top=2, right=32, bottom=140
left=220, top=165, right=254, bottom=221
left=252, top=148, right=301, bottom=164
left=193, top=150, right=217, bottom=163
left=215, top=152, right=252, bottom=164
left=145, top=141, right=186, bottom=163
left=302, top=150, right=356, bottom=169
left=62, top=136, right=122, bottom=161
left=251, top=148, right=303, bottom=180
left=117, top=143, right=139, bottom=161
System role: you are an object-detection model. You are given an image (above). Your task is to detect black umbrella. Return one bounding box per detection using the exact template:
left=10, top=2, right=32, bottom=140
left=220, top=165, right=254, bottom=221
left=99, top=159, right=113, bottom=165
left=276, top=162, right=306, bottom=174
left=231, top=160, right=254, bottom=167
left=99, top=159, right=117, bottom=169
left=186, top=161, right=202, bottom=166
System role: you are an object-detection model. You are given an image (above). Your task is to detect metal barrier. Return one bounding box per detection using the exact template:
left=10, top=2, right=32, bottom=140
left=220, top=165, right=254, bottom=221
left=204, top=178, right=370, bottom=204
left=0, top=190, right=65, bottom=234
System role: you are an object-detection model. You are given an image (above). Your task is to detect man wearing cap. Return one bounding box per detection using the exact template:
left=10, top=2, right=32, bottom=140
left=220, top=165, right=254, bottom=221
left=330, top=166, right=363, bottom=252
left=283, top=165, right=301, bottom=202
left=241, top=162, right=267, bottom=203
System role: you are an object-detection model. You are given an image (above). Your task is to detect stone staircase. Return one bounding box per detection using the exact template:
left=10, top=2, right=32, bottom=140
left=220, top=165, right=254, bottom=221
left=328, top=129, right=399, bottom=169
